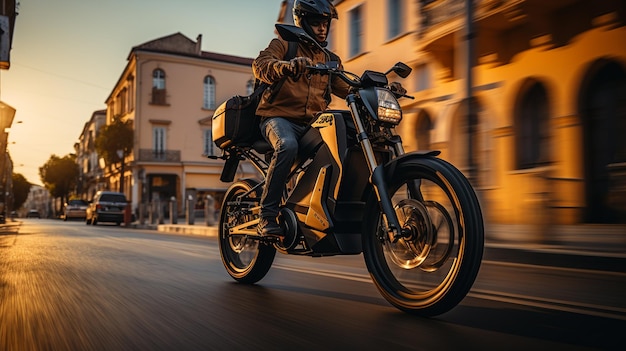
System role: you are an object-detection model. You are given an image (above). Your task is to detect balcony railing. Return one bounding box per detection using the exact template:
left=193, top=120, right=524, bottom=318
left=421, top=0, right=517, bottom=32
left=138, top=149, right=181, bottom=162
left=421, top=0, right=467, bottom=30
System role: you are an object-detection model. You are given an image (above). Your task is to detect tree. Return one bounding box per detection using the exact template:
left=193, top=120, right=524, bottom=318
left=12, top=173, right=31, bottom=211
left=95, top=115, right=134, bottom=193
left=39, top=154, right=79, bottom=213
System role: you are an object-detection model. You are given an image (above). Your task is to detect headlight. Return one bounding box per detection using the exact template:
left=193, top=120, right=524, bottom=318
left=376, top=88, right=402, bottom=124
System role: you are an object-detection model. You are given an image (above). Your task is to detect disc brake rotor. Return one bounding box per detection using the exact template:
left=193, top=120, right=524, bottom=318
left=384, top=199, right=434, bottom=269
left=417, top=201, right=455, bottom=272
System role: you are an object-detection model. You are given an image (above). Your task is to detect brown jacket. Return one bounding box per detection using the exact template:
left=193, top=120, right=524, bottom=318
left=253, top=38, right=350, bottom=123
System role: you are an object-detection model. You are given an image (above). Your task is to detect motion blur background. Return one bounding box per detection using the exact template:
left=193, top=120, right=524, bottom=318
left=1, top=0, right=625, bottom=247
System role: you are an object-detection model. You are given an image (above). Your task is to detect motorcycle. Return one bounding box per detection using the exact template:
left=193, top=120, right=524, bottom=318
left=210, top=24, right=484, bottom=316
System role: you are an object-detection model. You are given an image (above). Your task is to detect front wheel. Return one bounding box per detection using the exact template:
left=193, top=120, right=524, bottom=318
left=362, top=157, right=484, bottom=316
left=218, top=179, right=276, bottom=284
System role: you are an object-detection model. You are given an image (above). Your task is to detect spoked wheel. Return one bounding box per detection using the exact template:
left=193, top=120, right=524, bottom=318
left=362, top=157, right=484, bottom=316
left=218, top=179, right=276, bottom=284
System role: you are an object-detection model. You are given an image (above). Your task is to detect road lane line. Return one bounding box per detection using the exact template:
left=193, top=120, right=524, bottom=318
left=468, top=289, right=626, bottom=321
left=273, top=263, right=373, bottom=283
left=482, top=260, right=626, bottom=277
left=273, top=263, right=626, bottom=320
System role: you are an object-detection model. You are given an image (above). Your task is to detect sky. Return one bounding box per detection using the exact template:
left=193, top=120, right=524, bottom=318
left=1, top=0, right=283, bottom=185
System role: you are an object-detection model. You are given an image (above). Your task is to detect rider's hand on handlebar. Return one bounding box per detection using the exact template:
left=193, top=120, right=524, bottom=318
left=288, top=57, right=313, bottom=77
left=272, top=57, right=313, bottom=79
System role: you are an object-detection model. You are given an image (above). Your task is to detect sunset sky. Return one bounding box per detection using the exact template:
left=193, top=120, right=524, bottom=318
left=2, top=0, right=282, bottom=185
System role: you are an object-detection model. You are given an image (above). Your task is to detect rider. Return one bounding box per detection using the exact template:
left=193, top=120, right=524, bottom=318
left=253, top=0, right=351, bottom=237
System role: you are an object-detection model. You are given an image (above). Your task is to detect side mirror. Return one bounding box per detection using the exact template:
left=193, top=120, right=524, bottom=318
left=275, top=23, right=328, bottom=56
left=386, top=62, right=412, bottom=78
left=275, top=23, right=312, bottom=43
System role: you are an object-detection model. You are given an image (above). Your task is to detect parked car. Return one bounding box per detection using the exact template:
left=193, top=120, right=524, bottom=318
left=63, top=199, right=89, bottom=221
left=86, top=191, right=128, bottom=226
left=26, top=210, right=41, bottom=218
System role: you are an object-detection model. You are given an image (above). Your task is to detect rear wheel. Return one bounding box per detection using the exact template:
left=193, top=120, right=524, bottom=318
left=218, top=179, right=276, bottom=284
left=362, top=157, right=484, bottom=316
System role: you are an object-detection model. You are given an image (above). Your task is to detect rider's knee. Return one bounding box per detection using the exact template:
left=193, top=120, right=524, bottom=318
left=276, top=137, right=298, bottom=156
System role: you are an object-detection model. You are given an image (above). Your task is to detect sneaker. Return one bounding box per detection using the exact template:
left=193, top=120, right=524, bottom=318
left=257, top=217, right=284, bottom=237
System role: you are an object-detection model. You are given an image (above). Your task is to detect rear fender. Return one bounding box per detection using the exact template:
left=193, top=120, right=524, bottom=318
left=220, top=152, right=241, bottom=183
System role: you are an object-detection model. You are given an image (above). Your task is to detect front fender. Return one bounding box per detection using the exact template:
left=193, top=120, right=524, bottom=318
left=383, top=150, right=441, bottom=178
left=362, top=150, right=441, bottom=203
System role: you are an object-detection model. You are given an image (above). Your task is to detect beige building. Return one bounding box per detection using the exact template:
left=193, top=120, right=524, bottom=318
left=101, top=33, right=257, bottom=215
left=76, top=109, right=106, bottom=200
left=331, top=0, right=626, bottom=227
left=23, top=185, right=52, bottom=218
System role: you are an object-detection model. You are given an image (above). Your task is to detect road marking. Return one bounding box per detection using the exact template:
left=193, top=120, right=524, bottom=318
left=467, top=289, right=626, bottom=321
left=482, top=260, right=626, bottom=277
left=273, top=263, right=626, bottom=321
left=274, top=263, right=373, bottom=283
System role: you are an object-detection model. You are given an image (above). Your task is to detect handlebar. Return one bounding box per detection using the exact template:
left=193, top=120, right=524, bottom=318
left=306, top=63, right=360, bottom=87
left=305, top=63, right=414, bottom=100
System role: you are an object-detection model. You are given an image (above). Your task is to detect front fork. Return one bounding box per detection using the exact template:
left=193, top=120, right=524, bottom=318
left=347, top=95, right=407, bottom=243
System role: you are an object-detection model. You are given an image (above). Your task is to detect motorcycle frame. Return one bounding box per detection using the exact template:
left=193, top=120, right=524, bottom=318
left=222, top=88, right=417, bottom=256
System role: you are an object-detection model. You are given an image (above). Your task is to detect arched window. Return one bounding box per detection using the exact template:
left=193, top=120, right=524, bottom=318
left=152, top=69, right=166, bottom=105
left=203, top=76, right=216, bottom=109
left=515, top=80, right=550, bottom=169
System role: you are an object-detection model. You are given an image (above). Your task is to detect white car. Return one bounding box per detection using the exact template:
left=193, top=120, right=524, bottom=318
left=64, top=199, right=89, bottom=221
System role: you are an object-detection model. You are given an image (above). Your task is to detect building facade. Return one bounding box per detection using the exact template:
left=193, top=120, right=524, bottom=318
left=22, top=185, right=52, bottom=218
left=76, top=109, right=107, bottom=200
left=102, top=33, right=257, bottom=216
left=331, top=0, right=626, bottom=227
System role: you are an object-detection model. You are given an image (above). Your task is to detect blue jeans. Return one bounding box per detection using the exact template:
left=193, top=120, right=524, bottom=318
left=259, top=117, right=307, bottom=219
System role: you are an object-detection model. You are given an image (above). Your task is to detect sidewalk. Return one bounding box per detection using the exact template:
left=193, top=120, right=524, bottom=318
left=5, top=219, right=624, bottom=271
left=0, top=220, right=21, bottom=234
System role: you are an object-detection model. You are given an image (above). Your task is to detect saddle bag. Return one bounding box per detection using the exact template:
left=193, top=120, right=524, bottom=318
left=212, top=41, right=298, bottom=150
left=212, top=87, right=265, bottom=149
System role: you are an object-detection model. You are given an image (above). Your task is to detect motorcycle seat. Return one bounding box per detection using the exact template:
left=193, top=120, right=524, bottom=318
left=251, top=139, right=273, bottom=154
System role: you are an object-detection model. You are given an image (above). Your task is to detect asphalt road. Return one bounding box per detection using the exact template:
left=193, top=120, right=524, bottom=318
left=1, top=219, right=624, bottom=351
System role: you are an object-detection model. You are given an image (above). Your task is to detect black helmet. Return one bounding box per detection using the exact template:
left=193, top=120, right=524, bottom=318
left=293, top=0, right=338, bottom=47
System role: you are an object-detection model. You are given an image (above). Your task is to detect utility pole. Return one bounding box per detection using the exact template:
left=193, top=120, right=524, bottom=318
left=465, top=0, right=478, bottom=184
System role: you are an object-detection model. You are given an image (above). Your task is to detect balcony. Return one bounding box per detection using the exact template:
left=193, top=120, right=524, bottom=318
left=419, top=0, right=532, bottom=74
left=138, top=149, right=181, bottom=162
left=420, top=0, right=529, bottom=31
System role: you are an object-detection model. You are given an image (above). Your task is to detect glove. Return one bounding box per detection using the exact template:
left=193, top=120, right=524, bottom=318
left=288, top=57, right=313, bottom=77
left=272, top=60, right=293, bottom=78
left=389, top=81, right=407, bottom=96
left=272, top=57, right=313, bottom=79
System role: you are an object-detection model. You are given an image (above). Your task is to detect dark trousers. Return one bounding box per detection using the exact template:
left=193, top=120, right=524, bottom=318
left=259, top=117, right=307, bottom=219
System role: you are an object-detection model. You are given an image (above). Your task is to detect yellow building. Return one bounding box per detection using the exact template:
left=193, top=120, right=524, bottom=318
left=331, top=0, right=626, bottom=227
left=102, top=33, right=257, bottom=215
